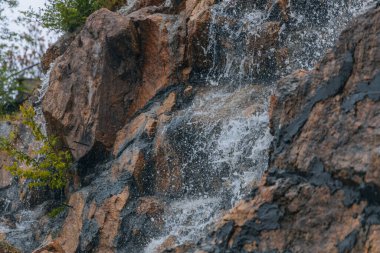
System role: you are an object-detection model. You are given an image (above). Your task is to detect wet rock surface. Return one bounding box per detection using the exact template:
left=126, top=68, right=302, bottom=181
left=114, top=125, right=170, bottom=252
left=180, top=5, right=380, bottom=253
left=0, top=120, right=61, bottom=245
left=1, top=0, right=379, bottom=252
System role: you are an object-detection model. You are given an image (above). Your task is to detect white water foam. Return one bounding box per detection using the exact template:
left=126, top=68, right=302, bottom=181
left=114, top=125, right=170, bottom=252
left=144, top=1, right=377, bottom=252
left=203, top=0, right=378, bottom=85
left=145, top=86, right=273, bottom=252
left=34, top=61, right=55, bottom=135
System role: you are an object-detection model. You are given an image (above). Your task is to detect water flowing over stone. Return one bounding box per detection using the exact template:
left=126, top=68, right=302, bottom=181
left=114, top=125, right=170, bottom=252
left=202, top=0, right=377, bottom=85
left=193, top=6, right=380, bottom=253
left=145, top=85, right=272, bottom=251
left=0, top=0, right=379, bottom=252
left=145, top=0, right=377, bottom=251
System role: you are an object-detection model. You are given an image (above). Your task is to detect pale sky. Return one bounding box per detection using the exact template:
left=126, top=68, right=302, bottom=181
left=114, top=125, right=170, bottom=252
left=6, top=0, right=59, bottom=44
left=17, top=0, right=46, bottom=11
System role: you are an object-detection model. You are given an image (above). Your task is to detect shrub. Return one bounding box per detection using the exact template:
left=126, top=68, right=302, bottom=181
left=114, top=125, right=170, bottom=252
left=0, top=104, right=72, bottom=190
left=48, top=205, right=67, bottom=218
left=32, top=0, right=125, bottom=32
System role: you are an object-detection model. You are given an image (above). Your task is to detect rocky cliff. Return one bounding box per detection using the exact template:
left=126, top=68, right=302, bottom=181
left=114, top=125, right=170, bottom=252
left=1, top=0, right=379, bottom=253
left=179, top=5, right=380, bottom=253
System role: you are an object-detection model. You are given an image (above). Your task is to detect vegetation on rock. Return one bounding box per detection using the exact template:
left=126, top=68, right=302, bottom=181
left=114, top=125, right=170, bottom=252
left=0, top=104, right=72, bottom=190
left=47, top=205, right=67, bottom=218
left=30, top=0, right=125, bottom=32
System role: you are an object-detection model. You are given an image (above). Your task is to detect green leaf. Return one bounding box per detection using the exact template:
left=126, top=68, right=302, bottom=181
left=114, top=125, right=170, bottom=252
left=0, top=104, right=72, bottom=190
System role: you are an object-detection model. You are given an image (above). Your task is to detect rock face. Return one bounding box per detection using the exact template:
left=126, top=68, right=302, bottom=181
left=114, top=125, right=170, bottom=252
left=0, top=121, right=64, bottom=252
left=42, top=0, right=215, bottom=161
left=2, top=0, right=380, bottom=253
left=187, top=6, right=380, bottom=253
left=41, top=0, right=295, bottom=161
left=0, top=122, right=13, bottom=189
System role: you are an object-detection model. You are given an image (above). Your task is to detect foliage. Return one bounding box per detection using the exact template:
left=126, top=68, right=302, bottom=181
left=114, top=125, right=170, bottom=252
left=48, top=205, right=67, bottom=218
left=0, top=0, right=47, bottom=115
left=0, top=104, right=72, bottom=190
left=28, top=0, right=125, bottom=32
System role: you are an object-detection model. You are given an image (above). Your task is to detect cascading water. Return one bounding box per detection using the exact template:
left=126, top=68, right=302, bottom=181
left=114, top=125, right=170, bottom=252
left=146, top=86, right=272, bottom=251
left=0, top=0, right=377, bottom=251
left=145, top=0, right=377, bottom=251
left=203, top=0, right=377, bottom=85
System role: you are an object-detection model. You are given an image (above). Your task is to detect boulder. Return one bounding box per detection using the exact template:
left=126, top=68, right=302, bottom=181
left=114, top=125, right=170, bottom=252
left=42, top=0, right=215, bottom=161
left=42, top=9, right=141, bottom=160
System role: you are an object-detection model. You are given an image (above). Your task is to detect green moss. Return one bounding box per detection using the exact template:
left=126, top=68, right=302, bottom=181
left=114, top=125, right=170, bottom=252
left=48, top=205, right=67, bottom=218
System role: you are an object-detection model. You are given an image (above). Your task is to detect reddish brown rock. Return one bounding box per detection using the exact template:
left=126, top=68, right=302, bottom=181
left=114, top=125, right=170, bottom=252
left=364, top=225, right=380, bottom=253
left=144, top=118, right=158, bottom=138
left=93, top=187, right=130, bottom=253
left=43, top=0, right=216, bottom=161
left=154, top=131, right=183, bottom=196
left=31, top=241, right=65, bottom=253
left=185, top=0, right=215, bottom=75
left=136, top=196, right=165, bottom=217
left=42, top=9, right=141, bottom=160
left=55, top=192, right=86, bottom=253
left=270, top=7, right=380, bottom=186
left=179, top=5, right=380, bottom=253
left=111, top=148, right=146, bottom=191
left=50, top=187, right=130, bottom=253
left=157, top=92, right=177, bottom=116
left=211, top=179, right=366, bottom=253
left=41, top=32, right=77, bottom=73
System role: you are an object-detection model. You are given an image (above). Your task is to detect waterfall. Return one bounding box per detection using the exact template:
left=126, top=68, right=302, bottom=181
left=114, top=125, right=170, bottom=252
left=145, top=0, right=377, bottom=251
left=34, top=62, right=55, bottom=135
left=1, top=0, right=377, bottom=251
left=146, top=86, right=273, bottom=251
left=203, top=0, right=377, bottom=86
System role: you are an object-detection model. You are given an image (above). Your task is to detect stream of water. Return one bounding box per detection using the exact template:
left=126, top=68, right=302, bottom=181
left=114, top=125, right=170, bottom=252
left=204, top=0, right=377, bottom=85
left=0, top=0, right=377, bottom=251
left=145, top=0, right=377, bottom=251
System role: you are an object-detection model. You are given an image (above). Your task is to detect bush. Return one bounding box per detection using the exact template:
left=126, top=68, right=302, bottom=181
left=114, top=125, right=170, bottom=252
left=33, top=0, right=125, bottom=32
left=0, top=104, right=72, bottom=189
left=48, top=205, right=67, bottom=218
